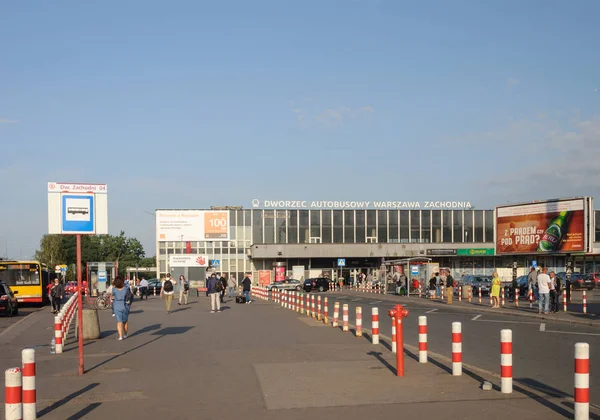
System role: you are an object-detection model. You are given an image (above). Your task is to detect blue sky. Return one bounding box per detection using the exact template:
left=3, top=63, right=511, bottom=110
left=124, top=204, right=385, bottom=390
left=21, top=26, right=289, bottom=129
left=1, top=0, right=599, bottom=257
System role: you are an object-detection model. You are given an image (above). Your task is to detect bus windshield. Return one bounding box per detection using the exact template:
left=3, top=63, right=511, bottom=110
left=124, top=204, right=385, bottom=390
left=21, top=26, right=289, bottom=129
left=0, top=264, right=41, bottom=286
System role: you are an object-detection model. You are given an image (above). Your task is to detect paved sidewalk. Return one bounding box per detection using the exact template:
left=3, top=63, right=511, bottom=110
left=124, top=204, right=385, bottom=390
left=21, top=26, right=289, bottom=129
left=335, top=289, right=598, bottom=325
left=0, top=294, right=594, bottom=419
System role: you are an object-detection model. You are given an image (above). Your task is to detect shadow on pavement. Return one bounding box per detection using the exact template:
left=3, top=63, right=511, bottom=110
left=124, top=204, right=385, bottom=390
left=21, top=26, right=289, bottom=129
left=128, top=323, right=161, bottom=338
left=63, top=340, right=96, bottom=353
left=515, top=378, right=569, bottom=398
left=65, top=402, right=102, bottom=420
left=86, top=336, right=165, bottom=373
left=151, top=326, right=194, bottom=336
left=367, top=351, right=395, bottom=374
left=99, top=330, right=117, bottom=339
left=129, top=310, right=144, bottom=314
left=38, top=383, right=100, bottom=417
left=561, top=401, right=600, bottom=420
left=170, top=307, right=191, bottom=314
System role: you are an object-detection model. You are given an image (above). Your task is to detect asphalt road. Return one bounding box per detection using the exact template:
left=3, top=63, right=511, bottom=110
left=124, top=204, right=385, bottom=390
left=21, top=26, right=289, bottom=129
left=0, top=305, right=42, bottom=335
left=314, top=290, right=600, bottom=406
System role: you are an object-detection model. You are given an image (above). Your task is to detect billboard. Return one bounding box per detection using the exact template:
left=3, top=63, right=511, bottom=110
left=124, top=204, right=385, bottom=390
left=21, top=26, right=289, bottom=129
left=156, top=210, right=230, bottom=241
left=168, top=255, right=209, bottom=267
left=495, top=198, right=591, bottom=255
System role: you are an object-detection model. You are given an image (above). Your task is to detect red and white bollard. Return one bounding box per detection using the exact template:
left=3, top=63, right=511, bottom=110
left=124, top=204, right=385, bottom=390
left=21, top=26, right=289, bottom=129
left=323, top=297, right=329, bottom=324
left=280, top=290, right=285, bottom=308
left=582, top=291, right=587, bottom=315
left=528, top=289, right=533, bottom=308
left=355, top=306, right=362, bottom=337
left=153, top=286, right=156, bottom=296
left=490, top=291, right=493, bottom=306
left=501, top=329, right=512, bottom=394
left=54, top=315, right=63, bottom=354
left=22, top=348, right=36, bottom=419
left=418, top=285, right=422, bottom=298
left=371, top=308, right=379, bottom=344
left=501, top=288, right=505, bottom=306
left=391, top=317, right=397, bottom=353
left=478, top=286, right=482, bottom=303
left=458, top=286, right=462, bottom=302
left=342, top=304, right=349, bottom=332
left=441, top=285, right=445, bottom=300
left=574, top=342, right=589, bottom=420
left=5, top=367, right=22, bottom=420
left=452, top=322, right=462, bottom=376
left=317, top=296, right=322, bottom=322
left=311, top=295, right=316, bottom=318
left=563, top=289, right=567, bottom=312
left=332, top=302, right=339, bottom=327
left=468, top=287, right=472, bottom=303
left=515, top=290, right=519, bottom=307
left=418, top=316, right=427, bottom=364
left=306, top=294, right=310, bottom=317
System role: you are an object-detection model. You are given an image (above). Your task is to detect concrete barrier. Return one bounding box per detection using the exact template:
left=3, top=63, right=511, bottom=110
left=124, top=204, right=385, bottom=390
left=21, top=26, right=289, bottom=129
left=76, top=308, right=101, bottom=340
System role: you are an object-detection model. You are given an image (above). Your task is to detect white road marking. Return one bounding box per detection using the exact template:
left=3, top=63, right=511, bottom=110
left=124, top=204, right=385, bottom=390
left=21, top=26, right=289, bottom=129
left=539, top=323, right=545, bottom=332
left=425, top=308, right=439, bottom=313
left=473, top=319, right=540, bottom=325
left=471, top=314, right=482, bottom=321
left=542, top=329, right=600, bottom=337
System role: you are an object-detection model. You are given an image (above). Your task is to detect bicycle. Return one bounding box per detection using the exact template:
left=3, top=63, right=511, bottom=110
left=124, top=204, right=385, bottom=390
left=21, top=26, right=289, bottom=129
left=94, top=291, right=112, bottom=310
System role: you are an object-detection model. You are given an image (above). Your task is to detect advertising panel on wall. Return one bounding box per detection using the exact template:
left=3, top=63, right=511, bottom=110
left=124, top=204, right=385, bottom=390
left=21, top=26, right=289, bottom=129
left=495, top=198, right=592, bottom=255
left=156, top=210, right=230, bottom=241
left=168, top=255, right=209, bottom=267
left=258, top=270, right=271, bottom=286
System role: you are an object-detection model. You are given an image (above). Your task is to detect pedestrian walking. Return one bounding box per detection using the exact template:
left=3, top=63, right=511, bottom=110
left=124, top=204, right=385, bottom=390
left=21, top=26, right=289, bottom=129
left=537, top=267, right=551, bottom=315
left=178, top=275, right=189, bottom=305
left=207, top=273, right=222, bottom=313
left=161, top=273, right=176, bottom=314
left=428, top=274, right=436, bottom=299
left=549, top=271, right=558, bottom=313
left=227, top=275, right=237, bottom=298
left=139, top=277, right=148, bottom=300
left=219, top=274, right=227, bottom=303
left=111, top=276, right=132, bottom=340
left=491, top=271, right=501, bottom=308
left=527, top=267, right=538, bottom=301
left=241, top=274, right=252, bottom=304
left=446, top=270, right=454, bottom=305
left=552, top=271, right=561, bottom=313
left=49, top=278, right=64, bottom=314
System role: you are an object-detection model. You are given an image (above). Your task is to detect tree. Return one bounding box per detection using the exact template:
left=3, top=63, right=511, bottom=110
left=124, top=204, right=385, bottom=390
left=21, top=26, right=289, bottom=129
left=35, top=235, right=66, bottom=267
left=35, top=232, right=152, bottom=276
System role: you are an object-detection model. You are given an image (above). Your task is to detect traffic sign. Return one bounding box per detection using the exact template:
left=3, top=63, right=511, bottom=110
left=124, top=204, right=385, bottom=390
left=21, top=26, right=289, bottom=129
left=98, top=270, right=107, bottom=282
left=532, top=260, right=537, bottom=268
left=411, top=265, right=419, bottom=276
left=48, top=182, right=108, bottom=235
left=210, top=259, right=221, bottom=267
left=337, top=258, right=346, bottom=267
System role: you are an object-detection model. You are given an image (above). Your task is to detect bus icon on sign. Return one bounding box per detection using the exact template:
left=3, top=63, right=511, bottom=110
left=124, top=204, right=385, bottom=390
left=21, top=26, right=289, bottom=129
left=67, top=207, right=89, bottom=215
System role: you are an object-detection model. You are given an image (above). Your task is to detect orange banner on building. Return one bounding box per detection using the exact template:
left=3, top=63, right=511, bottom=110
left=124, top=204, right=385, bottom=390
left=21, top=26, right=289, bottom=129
left=496, top=199, right=586, bottom=255
left=258, top=270, right=271, bottom=286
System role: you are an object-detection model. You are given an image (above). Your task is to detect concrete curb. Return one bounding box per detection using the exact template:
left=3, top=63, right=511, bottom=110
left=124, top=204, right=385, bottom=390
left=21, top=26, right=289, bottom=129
left=337, top=291, right=598, bottom=326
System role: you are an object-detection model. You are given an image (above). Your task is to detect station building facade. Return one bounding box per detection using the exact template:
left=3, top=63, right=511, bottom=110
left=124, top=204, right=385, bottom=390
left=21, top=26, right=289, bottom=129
left=156, top=204, right=600, bottom=284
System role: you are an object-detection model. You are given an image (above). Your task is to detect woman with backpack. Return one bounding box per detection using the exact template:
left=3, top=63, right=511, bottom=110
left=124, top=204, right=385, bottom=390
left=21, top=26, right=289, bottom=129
left=50, top=278, right=64, bottom=314
left=161, top=274, right=176, bottom=314
left=178, top=275, right=189, bottom=306
left=112, top=275, right=132, bottom=340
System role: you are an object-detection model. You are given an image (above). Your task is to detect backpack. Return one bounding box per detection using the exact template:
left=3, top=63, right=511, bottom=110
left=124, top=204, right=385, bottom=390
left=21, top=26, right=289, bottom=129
left=214, top=280, right=223, bottom=293
left=125, top=288, right=134, bottom=305
left=183, top=282, right=190, bottom=292
left=51, top=286, right=58, bottom=298
left=163, top=280, right=174, bottom=292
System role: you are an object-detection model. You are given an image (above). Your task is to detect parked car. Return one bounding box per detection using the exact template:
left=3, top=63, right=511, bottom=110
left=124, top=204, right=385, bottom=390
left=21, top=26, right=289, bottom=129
left=588, top=272, right=600, bottom=288
left=303, top=278, right=330, bottom=292
left=266, top=279, right=303, bottom=291
left=147, top=279, right=162, bottom=294
left=458, top=275, right=492, bottom=296
left=555, top=272, right=594, bottom=291
left=0, top=283, right=18, bottom=316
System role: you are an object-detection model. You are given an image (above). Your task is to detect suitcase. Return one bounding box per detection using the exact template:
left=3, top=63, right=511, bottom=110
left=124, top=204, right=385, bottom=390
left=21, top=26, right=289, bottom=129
left=235, top=296, right=246, bottom=304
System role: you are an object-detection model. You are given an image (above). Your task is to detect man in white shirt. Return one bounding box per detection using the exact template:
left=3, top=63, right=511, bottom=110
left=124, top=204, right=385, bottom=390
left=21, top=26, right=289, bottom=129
left=537, top=267, right=551, bottom=315
left=139, top=277, right=149, bottom=300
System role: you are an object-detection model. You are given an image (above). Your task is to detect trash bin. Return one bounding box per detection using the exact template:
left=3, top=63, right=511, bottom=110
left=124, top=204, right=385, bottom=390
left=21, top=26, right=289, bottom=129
left=75, top=308, right=101, bottom=340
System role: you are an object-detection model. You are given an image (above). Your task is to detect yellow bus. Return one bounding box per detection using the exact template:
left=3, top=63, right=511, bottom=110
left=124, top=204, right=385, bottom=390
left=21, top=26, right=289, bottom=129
left=0, top=260, right=53, bottom=304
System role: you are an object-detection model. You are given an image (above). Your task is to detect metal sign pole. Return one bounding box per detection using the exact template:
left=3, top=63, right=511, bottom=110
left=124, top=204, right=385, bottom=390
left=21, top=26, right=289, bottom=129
left=76, top=234, right=84, bottom=375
